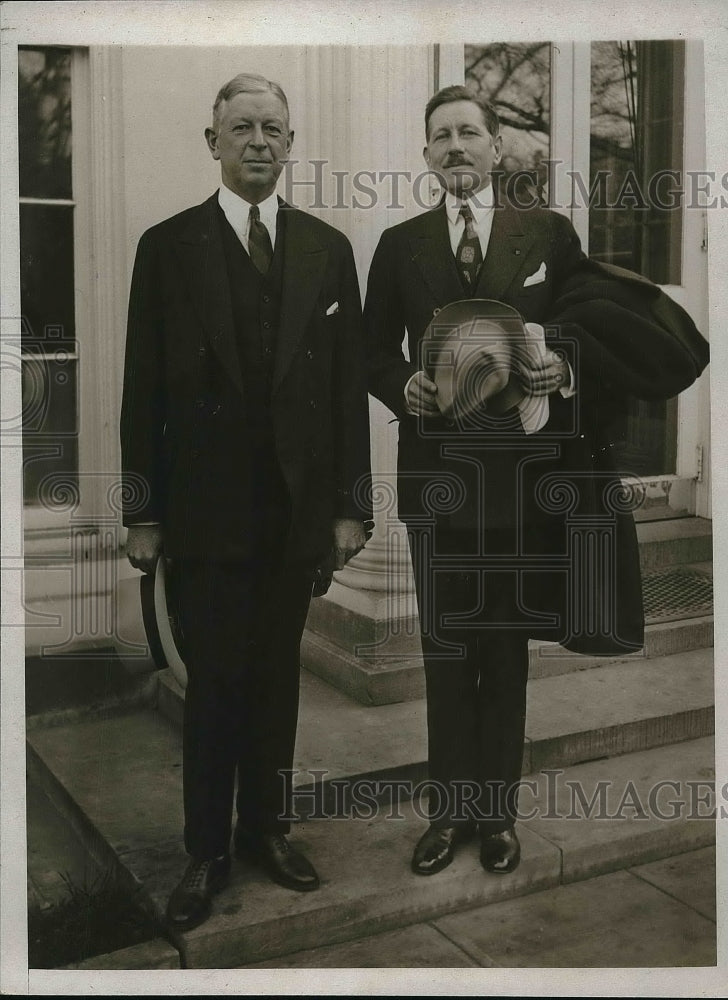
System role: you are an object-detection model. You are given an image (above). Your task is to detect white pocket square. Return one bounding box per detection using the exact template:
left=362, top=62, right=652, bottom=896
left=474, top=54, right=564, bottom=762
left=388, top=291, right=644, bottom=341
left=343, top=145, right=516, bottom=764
left=326, top=301, right=339, bottom=315
left=523, top=262, right=547, bottom=287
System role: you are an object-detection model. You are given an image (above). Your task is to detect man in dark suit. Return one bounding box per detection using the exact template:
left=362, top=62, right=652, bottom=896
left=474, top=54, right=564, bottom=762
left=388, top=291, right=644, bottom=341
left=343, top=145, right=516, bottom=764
left=364, top=85, right=702, bottom=879
left=120, top=73, right=371, bottom=930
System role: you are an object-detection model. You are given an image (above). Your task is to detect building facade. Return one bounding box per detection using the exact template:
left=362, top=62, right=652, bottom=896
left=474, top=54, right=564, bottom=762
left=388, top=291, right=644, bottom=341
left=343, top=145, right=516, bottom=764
left=13, top=41, right=711, bottom=663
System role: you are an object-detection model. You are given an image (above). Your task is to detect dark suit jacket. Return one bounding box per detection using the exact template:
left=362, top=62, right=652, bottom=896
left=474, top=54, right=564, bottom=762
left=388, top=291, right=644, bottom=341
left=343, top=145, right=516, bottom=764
left=365, top=200, right=586, bottom=529
left=364, top=200, right=706, bottom=654
left=121, top=193, right=372, bottom=564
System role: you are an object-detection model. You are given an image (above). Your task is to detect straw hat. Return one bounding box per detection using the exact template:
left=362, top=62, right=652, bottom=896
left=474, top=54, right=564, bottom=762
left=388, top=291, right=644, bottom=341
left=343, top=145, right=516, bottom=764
left=421, top=299, right=529, bottom=421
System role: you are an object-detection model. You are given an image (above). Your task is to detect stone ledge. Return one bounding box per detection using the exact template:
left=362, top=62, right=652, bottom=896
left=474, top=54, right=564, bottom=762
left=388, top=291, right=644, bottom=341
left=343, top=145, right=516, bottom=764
left=61, top=937, right=180, bottom=970
left=301, top=613, right=713, bottom=707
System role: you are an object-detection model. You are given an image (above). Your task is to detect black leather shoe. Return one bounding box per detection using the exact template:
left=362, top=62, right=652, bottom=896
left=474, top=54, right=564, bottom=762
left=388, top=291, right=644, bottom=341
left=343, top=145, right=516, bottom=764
left=234, top=829, right=320, bottom=892
left=480, top=828, right=521, bottom=874
left=166, top=855, right=231, bottom=931
left=411, top=824, right=475, bottom=876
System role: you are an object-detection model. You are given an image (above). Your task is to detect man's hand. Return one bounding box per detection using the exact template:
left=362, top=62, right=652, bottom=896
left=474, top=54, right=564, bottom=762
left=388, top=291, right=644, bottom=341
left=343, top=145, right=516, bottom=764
left=405, top=371, right=440, bottom=416
left=333, top=517, right=366, bottom=570
left=126, top=524, right=163, bottom=575
left=517, top=349, right=570, bottom=398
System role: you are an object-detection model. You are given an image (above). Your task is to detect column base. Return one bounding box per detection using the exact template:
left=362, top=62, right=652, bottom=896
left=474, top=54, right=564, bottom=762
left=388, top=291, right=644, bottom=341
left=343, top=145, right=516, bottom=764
left=302, top=576, right=425, bottom=706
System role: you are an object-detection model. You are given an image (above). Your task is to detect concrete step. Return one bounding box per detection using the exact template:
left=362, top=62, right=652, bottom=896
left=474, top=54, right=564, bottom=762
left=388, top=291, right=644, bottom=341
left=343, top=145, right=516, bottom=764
left=243, top=847, right=717, bottom=968
left=528, top=614, right=714, bottom=681
left=302, top=518, right=713, bottom=705
left=26, top=717, right=716, bottom=968
left=302, top=612, right=714, bottom=705
left=153, top=643, right=714, bottom=797
left=636, top=517, right=712, bottom=572
left=25, top=647, right=157, bottom=731
left=523, top=646, right=714, bottom=772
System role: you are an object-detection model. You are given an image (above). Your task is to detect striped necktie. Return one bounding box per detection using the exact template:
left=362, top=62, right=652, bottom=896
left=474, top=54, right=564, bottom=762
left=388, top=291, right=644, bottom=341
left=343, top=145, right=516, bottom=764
left=248, top=205, right=273, bottom=275
left=456, top=202, right=483, bottom=291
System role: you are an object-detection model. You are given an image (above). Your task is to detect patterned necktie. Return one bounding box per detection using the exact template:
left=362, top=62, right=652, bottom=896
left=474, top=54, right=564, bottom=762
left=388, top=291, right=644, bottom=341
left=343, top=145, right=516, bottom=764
left=456, top=202, right=483, bottom=291
left=248, top=205, right=273, bottom=275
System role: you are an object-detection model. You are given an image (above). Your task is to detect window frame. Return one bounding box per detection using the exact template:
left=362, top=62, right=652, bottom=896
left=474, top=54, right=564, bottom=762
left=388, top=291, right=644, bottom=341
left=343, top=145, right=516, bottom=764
left=22, top=46, right=128, bottom=553
left=438, top=40, right=709, bottom=519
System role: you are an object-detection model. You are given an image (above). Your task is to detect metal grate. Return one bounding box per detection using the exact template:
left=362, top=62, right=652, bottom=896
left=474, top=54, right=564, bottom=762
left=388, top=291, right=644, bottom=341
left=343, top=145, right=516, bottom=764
left=642, top=567, right=713, bottom=624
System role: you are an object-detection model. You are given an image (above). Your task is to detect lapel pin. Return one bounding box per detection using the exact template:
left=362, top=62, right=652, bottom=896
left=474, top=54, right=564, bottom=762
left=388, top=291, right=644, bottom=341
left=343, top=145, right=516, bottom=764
left=514, top=249, right=522, bottom=255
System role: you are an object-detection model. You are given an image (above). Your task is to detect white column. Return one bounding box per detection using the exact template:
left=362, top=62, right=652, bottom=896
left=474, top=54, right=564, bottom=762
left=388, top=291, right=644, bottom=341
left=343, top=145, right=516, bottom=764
left=301, top=45, right=436, bottom=703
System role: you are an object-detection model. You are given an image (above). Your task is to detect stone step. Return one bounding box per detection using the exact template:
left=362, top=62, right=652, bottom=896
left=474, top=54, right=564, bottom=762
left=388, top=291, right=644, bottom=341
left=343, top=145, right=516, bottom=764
left=301, top=612, right=714, bottom=705
left=528, top=614, right=714, bottom=682
left=636, top=517, right=712, bottom=572
left=302, top=518, right=713, bottom=705
left=25, top=647, right=158, bottom=730
left=26, top=717, right=715, bottom=968
left=304, top=560, right=714, bottom=708
left=152, top=645, right=715, bottom=798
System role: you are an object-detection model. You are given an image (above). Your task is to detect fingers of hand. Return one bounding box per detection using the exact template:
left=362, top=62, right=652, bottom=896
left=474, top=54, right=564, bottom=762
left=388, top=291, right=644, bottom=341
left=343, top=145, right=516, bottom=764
left=520, top=359, right=566, bottom=396
left=334, top=545, right=359, bottom=569
left=335, top=542, right=363, bottom=566
left=407, top=373, right=439, bottom=416
left=127, top=539, right=161, bottom=574
left=128, top=554, right=156, bottom=575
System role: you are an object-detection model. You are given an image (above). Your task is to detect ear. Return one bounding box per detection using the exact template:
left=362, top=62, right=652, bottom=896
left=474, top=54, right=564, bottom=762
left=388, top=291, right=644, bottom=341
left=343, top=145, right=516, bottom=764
left=204, top=126, right=220, bottom=160
left=285, top=128, right=295, bottom=155
left=492, top=134, right=503, bottom=167
left=423, top=144, right=431, bottom=169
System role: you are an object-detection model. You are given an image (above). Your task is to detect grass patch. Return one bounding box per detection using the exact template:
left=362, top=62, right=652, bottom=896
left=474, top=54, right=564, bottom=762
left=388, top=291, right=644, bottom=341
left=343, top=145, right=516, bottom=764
left=28, top=868, right=165, bottom=968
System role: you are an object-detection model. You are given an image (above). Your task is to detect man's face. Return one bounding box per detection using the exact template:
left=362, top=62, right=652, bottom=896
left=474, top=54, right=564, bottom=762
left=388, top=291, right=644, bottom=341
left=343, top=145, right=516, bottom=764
left=424, top=100, right=502, bottom=197
left=205, top=90, right=293, bottom=203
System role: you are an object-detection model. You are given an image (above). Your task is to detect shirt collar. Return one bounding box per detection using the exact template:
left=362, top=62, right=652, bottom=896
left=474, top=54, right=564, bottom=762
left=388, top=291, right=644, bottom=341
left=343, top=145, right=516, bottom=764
left=218, top=183, right=279, bottom=232
left=445, top=183, right=494, bottom=227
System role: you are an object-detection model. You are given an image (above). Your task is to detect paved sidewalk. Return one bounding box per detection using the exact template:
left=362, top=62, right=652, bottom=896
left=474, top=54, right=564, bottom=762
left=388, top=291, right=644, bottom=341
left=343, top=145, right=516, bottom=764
left=27, top=759, right=716, bottom=969
left=244, top=846, right=717, bottom=969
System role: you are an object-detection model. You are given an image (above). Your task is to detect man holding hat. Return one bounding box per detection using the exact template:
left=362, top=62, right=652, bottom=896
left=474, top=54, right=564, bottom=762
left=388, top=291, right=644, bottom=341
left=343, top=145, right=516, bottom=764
left=121, top=73, right=371, bottom=930
left=364, top=86, right=707, bottom=877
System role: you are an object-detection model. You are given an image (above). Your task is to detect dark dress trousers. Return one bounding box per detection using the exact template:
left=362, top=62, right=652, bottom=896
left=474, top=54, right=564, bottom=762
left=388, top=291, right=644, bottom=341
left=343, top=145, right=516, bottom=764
left=121, top=193, right=371, bottom=858
left=364, top=199, right=707, bottom=832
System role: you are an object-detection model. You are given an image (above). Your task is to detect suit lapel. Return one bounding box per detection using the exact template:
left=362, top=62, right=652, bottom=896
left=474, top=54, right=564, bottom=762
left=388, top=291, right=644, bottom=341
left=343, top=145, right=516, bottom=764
left=175, top=193, right=245, bottom=396
left=273, top=204, right=329, bottom=394
left=475, top=202, right=534, bottom=301
left=408, top=205, right=464, bottom=307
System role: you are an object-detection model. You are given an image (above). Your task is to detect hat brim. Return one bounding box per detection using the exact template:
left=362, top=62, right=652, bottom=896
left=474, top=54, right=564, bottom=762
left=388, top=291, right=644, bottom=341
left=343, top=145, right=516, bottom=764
left=422, top=299, right=529, bottom=420
left=140, top=556, right=188, bottom=689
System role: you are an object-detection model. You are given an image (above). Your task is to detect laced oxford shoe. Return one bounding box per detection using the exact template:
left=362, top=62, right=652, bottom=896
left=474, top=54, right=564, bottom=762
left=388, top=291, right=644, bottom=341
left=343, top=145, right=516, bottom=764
left=234, top=828, right=320, bottom=892
left=166, top=855, right=231, bottom=931
left=480, top=827, right=521, bottom=874
left=411, top=824, right=475, bottom=876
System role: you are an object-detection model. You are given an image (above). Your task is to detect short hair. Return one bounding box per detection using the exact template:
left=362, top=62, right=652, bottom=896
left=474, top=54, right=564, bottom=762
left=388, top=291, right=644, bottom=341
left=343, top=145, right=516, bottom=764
left=212, top=73, right=290, bottom=129
left=425, top=85, right=500, bottom=140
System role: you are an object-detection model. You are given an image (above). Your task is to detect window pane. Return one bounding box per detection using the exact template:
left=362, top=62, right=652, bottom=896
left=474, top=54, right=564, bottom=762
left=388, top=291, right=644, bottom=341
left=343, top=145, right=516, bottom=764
left=20, top=203, right=76, bottom=351
left=589, top=40, right=684, bottom=284
left=18, top=46, right=73, bottom=199
left=590, top=40, right=685, bottom=477
left=466, top=43, right=551, bottom=204
left=611, top=397, right=678, bottom=479
left=22, top=355, right=79, bottom=508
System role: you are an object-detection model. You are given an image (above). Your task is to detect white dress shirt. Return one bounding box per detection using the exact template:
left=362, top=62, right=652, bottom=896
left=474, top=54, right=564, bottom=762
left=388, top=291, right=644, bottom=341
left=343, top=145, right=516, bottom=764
left=218, top=182, right=279, bottom=251
left=404, top=184, right=575, bottom=430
